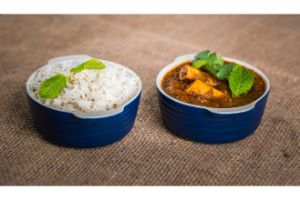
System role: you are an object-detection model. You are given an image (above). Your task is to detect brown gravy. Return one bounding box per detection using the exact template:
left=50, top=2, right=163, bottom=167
left=161, top=62, right=266, bottom=108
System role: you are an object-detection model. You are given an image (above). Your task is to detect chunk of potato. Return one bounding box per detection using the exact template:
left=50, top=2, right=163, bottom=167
left=185, top=80, right=227, bottom=99
left=179, top=65, right=219, bottom=86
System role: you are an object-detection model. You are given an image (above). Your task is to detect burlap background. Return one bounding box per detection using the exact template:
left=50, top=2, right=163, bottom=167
left=0, top=15, right=299, bottom=185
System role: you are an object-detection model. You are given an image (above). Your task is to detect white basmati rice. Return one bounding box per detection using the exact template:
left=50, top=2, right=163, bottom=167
left=27, top=59, right=140, bottom=112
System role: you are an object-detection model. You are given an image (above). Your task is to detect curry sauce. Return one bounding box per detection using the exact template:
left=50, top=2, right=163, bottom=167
left=161, top=62, right=266, bottom=108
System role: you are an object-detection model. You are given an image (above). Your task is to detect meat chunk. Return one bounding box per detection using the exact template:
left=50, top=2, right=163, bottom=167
left=179, top=65, right=201, bottom=81
left=179, top=65, right=219, bottom=86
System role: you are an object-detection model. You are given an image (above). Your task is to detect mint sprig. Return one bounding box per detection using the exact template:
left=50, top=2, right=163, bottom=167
left=71, top=59, right=105, bottom=73
left=38, top=74, right=67, bottom=99
left=192, top=50, right=210, bottom=69
left=38, top=59, right=105, bottom=99
left=192, top=50, right=225, bottom=77
left=192, top=50, right=254, bottom=97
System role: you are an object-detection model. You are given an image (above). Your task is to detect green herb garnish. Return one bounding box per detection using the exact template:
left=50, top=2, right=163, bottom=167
left=192, top=50, right=210, bottom=69
left=216, top=63, right=235, bottom=80
left=207, top=52, right=224, bottom=67
left=38, top=59, right=105, bottom=99
left=192, top=50, right=225, bottom=76
left=228, top=65, right=254, bottom=98
left=192, top=50, right=254, bottom=97
left=38, top=74, right=67, bottom=99
left=70, top=59, right=105, bottom=73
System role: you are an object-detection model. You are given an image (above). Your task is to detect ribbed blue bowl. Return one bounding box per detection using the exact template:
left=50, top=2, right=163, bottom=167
left=156, top=54, right=270, bottom=144
left=26, top=55, right=142, bottom=148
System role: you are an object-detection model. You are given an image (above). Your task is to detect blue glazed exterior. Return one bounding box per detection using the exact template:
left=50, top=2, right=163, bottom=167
left=27, top=92, right=141, bottom=148
left=157, top=55, right=270, bottom=144
left=26, top=55, right=142, bottom=148
left=158, top=90, right=269, bottom=143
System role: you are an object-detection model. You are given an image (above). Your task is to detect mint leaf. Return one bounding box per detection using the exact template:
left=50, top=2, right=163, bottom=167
left=192, top=50, right=210, bottom=69
left=216, top=63, right=235, bottom=80
left=38, top=74, right=67, bottom=99
left=204, top=64, right=219, bottom=76
left=192, top=60, right=208, bottom=69
left=71, top=59, right=105, bottom=73
left=70, top=65, right=84, bottom=73
left=194, top=50, right=210, bottom=60
left=208, top=52, right=224, bottom=66
left=192, top=50, right=224, bottom=76
left=228, top=65, right=254, bottom=97
left=84, top=59, right=105, bottom=70
left=204, top=53, right=224, bottom=76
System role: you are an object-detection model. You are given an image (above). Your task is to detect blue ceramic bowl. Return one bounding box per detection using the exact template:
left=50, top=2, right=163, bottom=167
left=156, top=54, right=270, bottom=144
left=26, top=55, right=142, bottom=148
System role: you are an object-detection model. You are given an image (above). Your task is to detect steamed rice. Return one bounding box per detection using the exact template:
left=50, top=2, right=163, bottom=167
left=28, top=59, right=140, bottom=112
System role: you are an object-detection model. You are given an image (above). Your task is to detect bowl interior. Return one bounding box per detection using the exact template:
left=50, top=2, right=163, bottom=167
left=156, top=54, right=270, bottom=114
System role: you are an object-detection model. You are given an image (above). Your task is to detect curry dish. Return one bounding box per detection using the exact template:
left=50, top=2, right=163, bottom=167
left=161, top=62, right=266, bottom=108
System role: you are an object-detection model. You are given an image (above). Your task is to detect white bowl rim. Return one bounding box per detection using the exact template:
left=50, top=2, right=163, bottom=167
left=156, top=53, right=270, bottom=114
left=26, top=54, right=142, bottom=119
